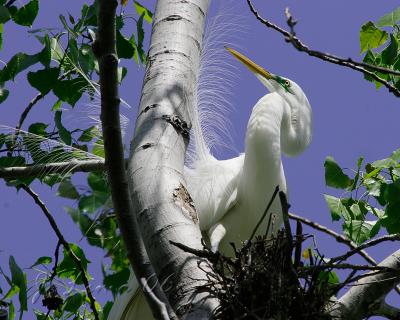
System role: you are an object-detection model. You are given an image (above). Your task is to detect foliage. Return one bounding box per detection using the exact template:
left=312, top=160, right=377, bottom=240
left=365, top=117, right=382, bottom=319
left=360, top=7, right=400, bottom=90
left=324, top=149, right=400, bottom=244
left=0, top=0, right=152, bottom=318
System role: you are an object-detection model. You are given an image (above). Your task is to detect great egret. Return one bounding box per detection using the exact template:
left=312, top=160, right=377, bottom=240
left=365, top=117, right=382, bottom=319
left=187, top=47, right=312, bottom=254
left=108, top=47, right=312, bottom=319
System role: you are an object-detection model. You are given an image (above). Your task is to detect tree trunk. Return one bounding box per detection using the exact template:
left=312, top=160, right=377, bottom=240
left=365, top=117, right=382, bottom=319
left=128, top=0, right=219, bottom=317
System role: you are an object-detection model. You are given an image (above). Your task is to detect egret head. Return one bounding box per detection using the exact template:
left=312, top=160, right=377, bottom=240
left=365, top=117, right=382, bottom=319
left=226, top=47, right=309, bottom=110
left=226, top=47, right=312, bottom=156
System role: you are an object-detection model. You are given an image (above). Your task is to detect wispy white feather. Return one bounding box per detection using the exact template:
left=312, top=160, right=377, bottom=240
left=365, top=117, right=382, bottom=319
left=186, top=1, right=249, bottom=165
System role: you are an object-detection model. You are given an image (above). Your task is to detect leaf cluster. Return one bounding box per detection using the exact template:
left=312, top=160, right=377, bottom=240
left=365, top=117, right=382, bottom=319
left=360, top=7, right=400, bottom=90
left=324, top=149, right=400, bottom=244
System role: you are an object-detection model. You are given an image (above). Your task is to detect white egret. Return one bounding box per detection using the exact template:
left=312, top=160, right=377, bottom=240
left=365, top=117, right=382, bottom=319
left=187, top=47, right=312, bottom=253
left=108, top=47, right=312, bottom=319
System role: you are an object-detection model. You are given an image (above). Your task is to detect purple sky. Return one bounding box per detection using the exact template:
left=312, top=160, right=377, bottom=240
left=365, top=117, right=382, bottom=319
left=1, top=0, right=399, bottom=318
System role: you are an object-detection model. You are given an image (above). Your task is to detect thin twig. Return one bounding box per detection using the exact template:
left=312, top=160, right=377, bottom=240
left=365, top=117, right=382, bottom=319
left=246, top=0, right=400, bottom=97
left=331, top=234, right=400, bottom=264
left=20, top=185, right=100, bottom=320
left=288, top=213, right=376, bottom=265
left=279, top=191, right=292, bottom=246
left=249, top=186, right=279, bottom=242
left=48, top=241, right=61, bottom=284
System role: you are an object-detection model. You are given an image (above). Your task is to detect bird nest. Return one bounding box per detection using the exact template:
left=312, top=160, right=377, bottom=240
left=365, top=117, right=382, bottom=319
left=174, top=227, right=339, bottom=320
left=206, top=230, right=336, bottom=320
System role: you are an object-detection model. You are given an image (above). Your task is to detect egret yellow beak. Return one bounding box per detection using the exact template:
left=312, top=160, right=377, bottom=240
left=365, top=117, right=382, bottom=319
left=226, top=47, right=273, bottom=80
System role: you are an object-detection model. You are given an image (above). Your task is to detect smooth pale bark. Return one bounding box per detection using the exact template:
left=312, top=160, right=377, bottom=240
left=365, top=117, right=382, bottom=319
left=128, top=0, right=219, bottom=318
left=329, top=249, right=400, bottom=319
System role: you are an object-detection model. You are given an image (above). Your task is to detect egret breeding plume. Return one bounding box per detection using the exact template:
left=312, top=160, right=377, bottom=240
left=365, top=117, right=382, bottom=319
left=108, top=47, right=313, bottom=319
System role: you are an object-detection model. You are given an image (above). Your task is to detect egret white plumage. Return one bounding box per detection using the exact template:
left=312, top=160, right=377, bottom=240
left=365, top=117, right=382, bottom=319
left=108, top=47, right=312, bottom=319
left=187, top=47, right=312, bottom=253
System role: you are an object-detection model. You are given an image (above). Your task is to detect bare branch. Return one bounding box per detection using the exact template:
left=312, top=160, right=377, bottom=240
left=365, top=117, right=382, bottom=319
left=0, top=159, right=105, bottom=178
left=20, top=185, right=99, bottom=320
left=246, top=0, right=400, bottom=97
left=331, top=234, right=400, bottom=264
left=288, top=213, right=376, bottom=265
left=94, top=1, right=174, bottom=319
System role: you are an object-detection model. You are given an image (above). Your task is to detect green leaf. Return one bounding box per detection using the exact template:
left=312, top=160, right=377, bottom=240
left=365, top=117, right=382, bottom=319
left=384, top=179, right=400, bottom=204
left=30, top=256, right=52, bottom=268
left=0, top=87, right=9, bottom=103
left=57, top=244, right=91, bottom=285
left=37, top=34, right=52, bottom=67
left=57, top=179, right=79, bottom=199
left=78, top=192, right=109, bottom=213
left=116, top=30, right=135, bottom=59
left=11, top=0, right=38, bottom=26
left=9, top=256, right=27, bottom=311
left=63, top=292, right=84, bottom=313
left=53, top=77, right=86, bottom=107
left=383, top=202, right=400, bottom=233
left=381, top=34, right=398, bottom=66
left=103, top=268, right=130, bottom=295
left=134, top=1, right=153, bottom=23
left=324, top=156, right=352, bottom=189
left=376, top=7, right=400, bottom=27
left=28, top=122, right=48, bottom=136
left=0, top=52, right=41, bottom=82
left=0, top=6, right=11, bottom=23
left=54, top=111, right=72, bottom=145
left=92, top=139, right=104, bottom=158
left=324, top=195, right=352, bottom=221
left=343, top=220, right=378, bottom=244
left=78, top=126, right=100, bottom=142
left=136, top=13, right=146, bottom=64
left=27, top=67, right=59, bottom=94
left=102, top=301, right=113, bottom=320
left=88, top=172, right=108, bottom=192
left=51, top=99, right=62, bottom=111
left=118, top=66, right=128, bottom=83
left=360, top=21, right=388, bottom=53
left=318, top=270, right=340, bottom=286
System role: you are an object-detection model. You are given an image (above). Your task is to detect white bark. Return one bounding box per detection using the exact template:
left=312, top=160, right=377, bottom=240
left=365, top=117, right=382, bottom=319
left=329, top=249, right=400, bottom=319
left=128, top=0, right=219, bottom=318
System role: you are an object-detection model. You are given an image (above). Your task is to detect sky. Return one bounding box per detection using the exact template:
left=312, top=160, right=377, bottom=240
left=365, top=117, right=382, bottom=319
left=1, top=0, right=400, bottom=319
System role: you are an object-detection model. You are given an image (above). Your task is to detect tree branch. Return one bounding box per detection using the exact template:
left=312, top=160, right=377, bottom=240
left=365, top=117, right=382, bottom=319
left=288, top=213, right=376, bottom=265
left=329, top=249, right=400, bottom=319
left=20, top=185, right=99, bottom=320
left=246, top=0, right=400, bottom=97
left=0, top=159, right=105, bottom=179
left=94, top=1, right=174, bottom=319
left=331, top=234, right=400, bottom=264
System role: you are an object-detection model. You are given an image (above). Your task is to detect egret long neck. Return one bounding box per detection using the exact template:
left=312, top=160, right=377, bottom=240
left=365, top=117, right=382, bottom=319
left=238, top=93, right=287, bottom=198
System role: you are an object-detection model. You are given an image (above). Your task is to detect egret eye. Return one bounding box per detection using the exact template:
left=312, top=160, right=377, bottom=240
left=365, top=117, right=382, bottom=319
left=284, top=80, right=291, bottom=87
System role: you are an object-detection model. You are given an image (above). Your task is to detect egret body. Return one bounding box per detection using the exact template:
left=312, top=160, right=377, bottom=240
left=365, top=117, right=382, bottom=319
left=187, top=47, right=312, bottom=253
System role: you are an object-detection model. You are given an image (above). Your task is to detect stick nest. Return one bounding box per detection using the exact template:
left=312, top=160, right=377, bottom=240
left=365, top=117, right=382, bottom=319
left=197, top=230, right=337, bottom=320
